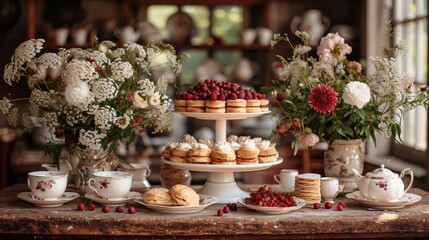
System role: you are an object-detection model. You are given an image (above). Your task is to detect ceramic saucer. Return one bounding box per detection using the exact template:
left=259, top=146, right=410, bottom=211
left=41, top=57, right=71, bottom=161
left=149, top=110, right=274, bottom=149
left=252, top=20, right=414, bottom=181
left=134, top=194, right=218, bottom=213
left=85, top=191, right=142, bottom=207
left=345, top=191, right=422, bottom=209
left=17, top=192, right=80, bottom=208
left=237, top=197, right=306, bottom=214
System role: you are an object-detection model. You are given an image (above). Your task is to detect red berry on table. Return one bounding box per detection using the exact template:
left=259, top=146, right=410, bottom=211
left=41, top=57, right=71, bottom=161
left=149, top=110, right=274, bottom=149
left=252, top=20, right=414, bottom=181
left=338, top=202, right=346, bottom=208
left=87, top=203, right=96, bottom=211
left=223, top=205, right=230, bottom=213
left=337, top=204, right=344, bottom=211
left=230, top=203, right=238, bottom=211
left=102, top=206, right=110, bottom=213
left=116, top=206, right=124, bottom=213
left=217, top=209, right=224, bottom=216
left=77, top=203, right=85, bottom=211
left=313, top=203, right=321, bottom=209
left=324, top=202, right=333, bottom=209
left=128, top=207, right=136, bottom=214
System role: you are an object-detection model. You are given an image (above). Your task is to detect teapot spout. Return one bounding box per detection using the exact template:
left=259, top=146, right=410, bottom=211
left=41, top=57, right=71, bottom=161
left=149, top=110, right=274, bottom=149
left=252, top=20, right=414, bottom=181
left=351, top=168, right=363, bottom=187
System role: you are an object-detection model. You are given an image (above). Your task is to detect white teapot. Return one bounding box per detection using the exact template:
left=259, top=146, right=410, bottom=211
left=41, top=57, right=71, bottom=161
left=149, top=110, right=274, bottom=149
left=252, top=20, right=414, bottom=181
left=352, top=164, right=413, bottom=202
left=290, top=9, right=330, bottom=46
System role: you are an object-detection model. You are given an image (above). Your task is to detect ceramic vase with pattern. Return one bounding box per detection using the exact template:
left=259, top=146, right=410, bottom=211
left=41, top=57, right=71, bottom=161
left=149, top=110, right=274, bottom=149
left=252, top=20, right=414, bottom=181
left=323, top=139, right=364, bottom=193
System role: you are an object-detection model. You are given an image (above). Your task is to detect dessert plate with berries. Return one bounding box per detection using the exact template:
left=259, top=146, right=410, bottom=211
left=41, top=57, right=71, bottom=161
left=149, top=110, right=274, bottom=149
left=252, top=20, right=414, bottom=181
left=237, top=197, right=306, bottom=214
left=345, top=191, right=422, bottom=209
left=85, top=191, right=142, bottom=207
left=134, top=194, right=218, bottom=213
left=17, top=192, right=80, bottom=207
left=237, top=186, right=306, bottom=214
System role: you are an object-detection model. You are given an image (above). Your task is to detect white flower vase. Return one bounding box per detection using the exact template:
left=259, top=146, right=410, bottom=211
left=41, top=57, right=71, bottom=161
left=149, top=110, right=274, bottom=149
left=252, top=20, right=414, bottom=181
left=71, top=148, right=115, bottom=194
left=323, top=139, right=364, bottom=194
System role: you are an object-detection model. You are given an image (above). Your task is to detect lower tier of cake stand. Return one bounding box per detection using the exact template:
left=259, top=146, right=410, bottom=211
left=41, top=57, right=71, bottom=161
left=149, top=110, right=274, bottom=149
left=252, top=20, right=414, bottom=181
left=198, top=172, right=248, bottom=203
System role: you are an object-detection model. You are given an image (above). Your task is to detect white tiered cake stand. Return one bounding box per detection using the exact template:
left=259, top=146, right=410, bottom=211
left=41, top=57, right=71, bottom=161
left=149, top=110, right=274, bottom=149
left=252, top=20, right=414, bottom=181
left=160, top=112, right=282, bottom=203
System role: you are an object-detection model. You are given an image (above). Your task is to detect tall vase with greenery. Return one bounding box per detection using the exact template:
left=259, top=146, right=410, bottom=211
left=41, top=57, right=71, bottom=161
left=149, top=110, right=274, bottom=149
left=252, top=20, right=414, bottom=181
left=263, top=24, right=429, bottom=190
left=1, top=38, right=182, bottom=192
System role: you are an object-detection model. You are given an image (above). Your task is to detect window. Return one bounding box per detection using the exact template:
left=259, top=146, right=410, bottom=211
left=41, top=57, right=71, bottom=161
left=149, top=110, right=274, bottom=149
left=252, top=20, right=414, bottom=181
left=392, top=0, right=428, bottom=165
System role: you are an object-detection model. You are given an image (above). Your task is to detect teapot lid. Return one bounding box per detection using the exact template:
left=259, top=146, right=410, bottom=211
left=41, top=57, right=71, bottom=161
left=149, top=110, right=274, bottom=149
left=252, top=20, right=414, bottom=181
left=366, top=164, right=395, bottom=178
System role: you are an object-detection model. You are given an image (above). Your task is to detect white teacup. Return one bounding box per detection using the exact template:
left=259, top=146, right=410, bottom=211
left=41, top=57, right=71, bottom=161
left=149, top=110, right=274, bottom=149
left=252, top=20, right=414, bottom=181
left=27, top=171, right=68, bottom=200
left=257, top=27, right=273, bottom=45
left=54, top=27, right=69, bottom=46
left=274, top=169, right=298, bottom=192
left=320, top=177, right=344, bottom=203
left=88, top=171, right=133, bottom=200
left=72, top=28, right=88, bottom=46
left=114, top=26, right=140, bottom=43
left=241, top=28, right=257, bottom=45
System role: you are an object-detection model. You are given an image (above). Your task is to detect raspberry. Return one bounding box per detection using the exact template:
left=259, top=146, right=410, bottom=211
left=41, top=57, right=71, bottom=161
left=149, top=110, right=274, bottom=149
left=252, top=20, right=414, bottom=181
left=77, top=203, right=85, bottom=211
left=337, top=204, right=344, bottom=211
left=87, top=203, right=96, bottom=211
left=223, top=205, right=230, bottom=213
left=338, top=202, right=346, bottom=208
left=313, top=203, right=321, bottom=209
left=230, top=93, right=237, bottom=100
left=128, top=207, right=136, bottom=214
left=102, top=206, right=110, bottom=213
left=116, top=206, right=124, bottom=213
left=217, top=209, right=223, bottom=216
left=324, top=202, right=332, bottom=209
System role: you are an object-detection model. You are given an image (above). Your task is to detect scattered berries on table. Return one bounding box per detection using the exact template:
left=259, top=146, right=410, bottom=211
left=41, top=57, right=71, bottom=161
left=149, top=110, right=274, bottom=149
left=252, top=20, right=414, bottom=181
left=77, top=203, right=85, bottom=211
left=324, top=202, right=333, bottom=209
left=229, top=203, right=237, bottom=211
left=87, top=203, right=96, bottom=211
left=128, top=207, right=136, bottom=214
left=337, top=204, right=344, bottom=211
left=338, top=202, right=346, bottom=208
left=313, top=203, right=321, bottom=209
left=217, top=209, right=224, bottom=216
left=102, top=206, right=110, bottom=213
left=116, top=206, right=124, bottom=213
left=223, top=205, right=230, bottom=213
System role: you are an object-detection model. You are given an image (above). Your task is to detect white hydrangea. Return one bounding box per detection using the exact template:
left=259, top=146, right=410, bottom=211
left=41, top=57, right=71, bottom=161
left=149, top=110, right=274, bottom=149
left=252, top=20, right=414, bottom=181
left=342, top=81, right=371, bottom=109
left=62, top=59, right=98, bottom=85
left=94, top=106, right=117, bottom=131
left=86, top=50, right=110, bottom=67
left=0, top=97, right=12, bottom=114
left=36, top=53, right=61, bottom=69
left=91, top=78, right=118, bottom=101
left=78, top=129, right=107, bottom=149
left=64, top=81, right=94, bottom=108
left=111, top=60, right=133, bottom=82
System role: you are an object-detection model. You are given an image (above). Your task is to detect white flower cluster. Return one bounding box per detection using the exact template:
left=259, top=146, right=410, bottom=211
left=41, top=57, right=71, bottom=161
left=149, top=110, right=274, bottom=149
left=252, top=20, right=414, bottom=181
left=91, top=78, right=118, bottom=101
left=79, top=129, right=107, bottom=150
left=64, top=81, right=94, bottom=109
left=0, top=97, right=11, bottom=114
left=111, top=60, right=133, bottom=82
left=342, top=81, right=371, bottom=109
left=62, top=59, right=98, bottom=85
left=94, top=106, right=117, bottom=131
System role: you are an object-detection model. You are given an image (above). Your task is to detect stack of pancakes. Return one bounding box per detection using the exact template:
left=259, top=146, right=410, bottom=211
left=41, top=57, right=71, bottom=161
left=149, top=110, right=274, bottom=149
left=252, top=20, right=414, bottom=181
left=294, top=173, right=321, bottom=207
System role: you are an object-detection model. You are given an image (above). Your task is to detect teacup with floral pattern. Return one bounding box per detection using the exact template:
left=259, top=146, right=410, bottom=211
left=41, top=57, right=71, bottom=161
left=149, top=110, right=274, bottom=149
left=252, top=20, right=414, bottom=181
left=27, top=171, right=68, bottom=200
left=88, top=171, right=133, bottom=200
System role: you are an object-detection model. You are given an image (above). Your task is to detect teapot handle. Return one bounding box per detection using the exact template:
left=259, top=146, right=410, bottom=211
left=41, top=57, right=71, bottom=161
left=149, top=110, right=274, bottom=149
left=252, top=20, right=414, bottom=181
left=400, top=168, right=414, bottom=194
left=290, top=16, right=301, bottom=33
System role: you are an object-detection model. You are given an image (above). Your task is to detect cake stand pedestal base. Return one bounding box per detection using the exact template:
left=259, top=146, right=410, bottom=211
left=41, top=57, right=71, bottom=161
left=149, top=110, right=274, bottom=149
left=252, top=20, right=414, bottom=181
left=198, top=172, right=248, bottom=203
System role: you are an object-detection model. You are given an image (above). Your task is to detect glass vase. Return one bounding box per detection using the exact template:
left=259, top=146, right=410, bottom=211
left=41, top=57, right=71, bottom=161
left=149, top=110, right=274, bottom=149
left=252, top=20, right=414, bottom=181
left=160, top=164, right=191, bottom=189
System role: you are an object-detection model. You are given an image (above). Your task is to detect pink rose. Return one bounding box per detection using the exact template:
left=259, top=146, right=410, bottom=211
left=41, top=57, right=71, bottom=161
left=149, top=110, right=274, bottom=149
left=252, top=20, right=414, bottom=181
left=300, top=133, right=320, bottom=148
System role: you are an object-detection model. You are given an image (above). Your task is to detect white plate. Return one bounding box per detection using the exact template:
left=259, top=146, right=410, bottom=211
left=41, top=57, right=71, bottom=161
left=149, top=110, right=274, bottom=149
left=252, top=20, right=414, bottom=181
left=134, top=194, right=218, bottom=213
left=345, top=191, right=422, bottom=209
left=160, top=158, right=283, bottom=173
left=17, top=192, right=80, bottom=208
left=85, top=191, right=142, bottom=207
left=178, top=111, right=270, bottom=121
left=237, top=197, right=306, bottom=214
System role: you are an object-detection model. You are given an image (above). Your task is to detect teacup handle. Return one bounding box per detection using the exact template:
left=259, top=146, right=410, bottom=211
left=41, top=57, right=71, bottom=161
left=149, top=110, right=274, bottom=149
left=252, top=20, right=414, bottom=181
left=146, top=168, right=151, bottom=178
left=27, top=178, right=31, bottom=189
left=400, top=168, right=414, bottom=194
left=274, top=174, right=281, bottom=184
left=88, top=178, right=99, bottom=195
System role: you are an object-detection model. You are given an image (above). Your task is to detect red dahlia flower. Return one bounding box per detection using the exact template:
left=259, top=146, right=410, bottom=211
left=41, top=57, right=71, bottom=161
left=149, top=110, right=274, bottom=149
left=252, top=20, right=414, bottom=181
left=309, top=84, right=338, bottom=114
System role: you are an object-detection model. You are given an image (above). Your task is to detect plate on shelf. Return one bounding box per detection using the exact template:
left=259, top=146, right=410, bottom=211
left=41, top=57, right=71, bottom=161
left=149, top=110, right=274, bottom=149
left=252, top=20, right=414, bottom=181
left=160, top=158, right=282, bottom=172
left=178, top=111, right=270, bottom=120
left=345, top=191, right=422, bottom=209
left=17, top=192, right=80, bottom=207
left=134, top=194, right=218, bottom=213
left=237, top=197, right=306, bottom=214
left=85, top=191, right=142, bottom=207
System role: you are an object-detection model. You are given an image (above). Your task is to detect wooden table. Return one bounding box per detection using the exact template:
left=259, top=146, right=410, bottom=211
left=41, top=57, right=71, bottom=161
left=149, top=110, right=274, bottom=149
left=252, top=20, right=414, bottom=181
left=0, top=184, right=428, bottom=239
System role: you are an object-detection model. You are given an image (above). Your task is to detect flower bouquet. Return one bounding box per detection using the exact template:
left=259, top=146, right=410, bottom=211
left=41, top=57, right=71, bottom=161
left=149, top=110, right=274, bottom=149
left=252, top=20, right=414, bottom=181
left=264, top=28, right=429, bottom=155
left=1, top=38, right=181, bottom=167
